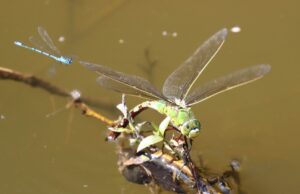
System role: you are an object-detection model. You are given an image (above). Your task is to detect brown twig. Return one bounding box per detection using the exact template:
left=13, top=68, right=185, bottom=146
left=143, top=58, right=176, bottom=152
left=0, top=66, right=114, bottom=110
left=73, top=99, right=115, bottom=126
left=0, top=67, right=69, bottom=97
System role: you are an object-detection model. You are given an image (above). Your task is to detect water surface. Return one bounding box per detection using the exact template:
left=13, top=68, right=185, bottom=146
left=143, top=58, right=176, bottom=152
left=0, top=1, right=299, bottom=193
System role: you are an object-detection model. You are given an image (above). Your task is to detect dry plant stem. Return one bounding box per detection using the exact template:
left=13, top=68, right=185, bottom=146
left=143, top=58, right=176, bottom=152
left=73, top=100, right=115, bottom=126
left=0, top=67, right=69, bottom=97
left=0, top=66, right=114, bottom=110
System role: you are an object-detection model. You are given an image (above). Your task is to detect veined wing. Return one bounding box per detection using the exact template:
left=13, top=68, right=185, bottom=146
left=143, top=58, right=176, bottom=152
left=162, top=28, right=228, bottom=102
left=185, top=64, right=271, bottom=106
left=97, top=76, right=160, bottom=100
left=29, top=36, right=52, bottom=54
left=81, top=61, right=168, bottom=101
left=37, top=26, right=61, bottom=54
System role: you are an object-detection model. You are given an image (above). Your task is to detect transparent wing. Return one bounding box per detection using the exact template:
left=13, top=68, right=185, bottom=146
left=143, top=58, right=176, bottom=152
left=28, top=36, right=53, bottom=54
left=162, top=28, right=228, bottom=102
left=96, top=76, right=158, bottom=100
left=37, top=26, right=61, bottom=54
left=81, top=61, right=168, bottom=101
left=185, top=64, right=271, bottom=106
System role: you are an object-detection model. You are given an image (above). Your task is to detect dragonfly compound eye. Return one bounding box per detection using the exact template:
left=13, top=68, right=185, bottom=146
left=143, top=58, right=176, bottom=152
left=181, top=119, right=201, bottom=138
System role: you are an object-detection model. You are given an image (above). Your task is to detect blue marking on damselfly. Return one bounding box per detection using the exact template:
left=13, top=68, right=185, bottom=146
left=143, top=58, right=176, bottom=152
left=14, top=26, right=72, bottom=65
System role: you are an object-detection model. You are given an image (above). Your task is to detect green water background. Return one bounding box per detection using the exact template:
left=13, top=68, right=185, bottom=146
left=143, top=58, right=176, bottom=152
left=0, top=1, right=299, bottom=193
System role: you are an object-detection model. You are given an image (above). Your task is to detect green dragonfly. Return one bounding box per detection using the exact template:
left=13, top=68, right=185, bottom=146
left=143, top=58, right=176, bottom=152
left=80, top=28, right=271, bottom=140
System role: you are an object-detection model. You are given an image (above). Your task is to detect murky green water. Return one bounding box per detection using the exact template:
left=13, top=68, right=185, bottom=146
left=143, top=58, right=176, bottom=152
left=0, top=0, right=299, bottom=193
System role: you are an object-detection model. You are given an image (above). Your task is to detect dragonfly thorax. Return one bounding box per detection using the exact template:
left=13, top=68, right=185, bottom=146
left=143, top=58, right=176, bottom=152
left=167, top=106, right=201, bottom=138
left=154, top=102, right=201, bottom=138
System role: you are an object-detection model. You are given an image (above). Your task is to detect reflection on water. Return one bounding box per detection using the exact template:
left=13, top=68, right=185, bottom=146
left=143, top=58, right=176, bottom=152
left=0, top=114, right=5, bottom=120
left=230, top=26, right=241, bottom=34
left=0, top=0, right=300, bottom=194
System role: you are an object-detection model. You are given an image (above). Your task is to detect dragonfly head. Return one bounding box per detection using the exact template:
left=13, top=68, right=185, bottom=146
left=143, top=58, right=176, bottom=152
left=180, top=119, right=201, bottom=138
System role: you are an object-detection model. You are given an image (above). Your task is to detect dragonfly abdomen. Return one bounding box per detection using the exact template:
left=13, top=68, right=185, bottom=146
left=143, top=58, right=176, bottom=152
left=145, top=101, right=192, bottom=127
left=130, top=100, right=177, bottom=119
